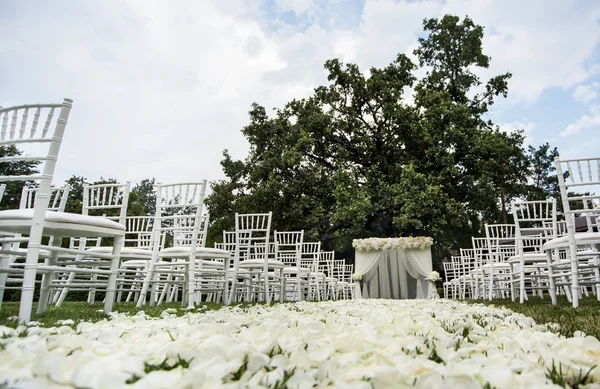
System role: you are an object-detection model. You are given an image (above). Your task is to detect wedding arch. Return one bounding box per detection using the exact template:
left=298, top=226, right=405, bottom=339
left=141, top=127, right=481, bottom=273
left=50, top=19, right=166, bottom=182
left=352, top=237, right=434, bottom=299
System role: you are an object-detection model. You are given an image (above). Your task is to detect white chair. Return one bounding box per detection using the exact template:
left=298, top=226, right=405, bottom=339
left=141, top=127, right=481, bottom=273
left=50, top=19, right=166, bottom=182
left=507, top=199, right=558, bottom=303
left=301, top=242, right=322, bottom=301
left=50, top=182, right=130, bottom=306
left=230, top=212, right=284, bottom=304
left=274, top=230, right=305, bottom=301
left=0, top=100, right=124, bottom=323
left=470, top=237, right=488, bottom=299
left=543, top=157, right=600, bottom=307
left=0, top=186, right=70, bottom=307
left=319, top=251, right=337, bottom=300
left=483, top=224, right=516, bottom=300
left=442, top=261, right=457, bottom=299
left=137, top=182, right=230, bottom=308
left=459, top=248, right=476, bottom=298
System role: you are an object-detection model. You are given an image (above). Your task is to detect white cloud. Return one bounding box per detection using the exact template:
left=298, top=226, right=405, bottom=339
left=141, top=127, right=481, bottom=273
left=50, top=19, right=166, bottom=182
left=561, top=114, right=600, bottom=137
left=572, top=83, right=599, bottom=103
left=499, top=121, right=535, bottom=145
left=1, top=0, right=599, bottom=188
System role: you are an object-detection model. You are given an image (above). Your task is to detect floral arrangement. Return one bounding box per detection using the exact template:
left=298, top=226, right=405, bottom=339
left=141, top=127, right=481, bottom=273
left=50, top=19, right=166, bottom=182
left=425, top=271, right=441, bottom=282
left=352, top=237, right=433, bottom=252
left=351, top=273, right=362, bottom=281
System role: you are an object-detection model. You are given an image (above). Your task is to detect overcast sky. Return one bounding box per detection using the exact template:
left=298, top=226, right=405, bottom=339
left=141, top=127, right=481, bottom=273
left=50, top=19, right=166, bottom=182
left=1, top=0, right=599, bottom=188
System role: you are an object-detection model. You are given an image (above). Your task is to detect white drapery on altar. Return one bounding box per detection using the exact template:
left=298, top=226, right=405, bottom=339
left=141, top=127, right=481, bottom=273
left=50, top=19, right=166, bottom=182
left=353, top=238, right=434, bottom=299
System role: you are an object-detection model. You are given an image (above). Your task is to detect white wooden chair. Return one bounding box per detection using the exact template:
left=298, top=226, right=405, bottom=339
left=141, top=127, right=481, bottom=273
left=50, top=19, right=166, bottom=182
left=137, top=182, right=230, bottom=308
left=442, top=261, right=456, bottom=298
left=507, top=199, right=558, bottom=303
left=154, top=214, right=215, bottom=305
left=543, top=157, right=600, bottom=307
left=483, top=224, right=516, bottom=300
left=301, top=242, right=322, bottom=301
left=320, top=251, right=337, bottom=300
left=50, top=182, right=130, bottom=306
left=230, top=212, right=284, bottom=304
left=0, top=100, right=124, bottom=323
left=0, top=186, right=70, bottom=307
left=275, top=230, right=305, bottom=301
left=470, top=237, right=489, bottom=299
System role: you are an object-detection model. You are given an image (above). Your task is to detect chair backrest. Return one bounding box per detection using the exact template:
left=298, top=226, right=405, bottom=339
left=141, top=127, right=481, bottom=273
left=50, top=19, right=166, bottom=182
left=450, top=255, right=463, bottom=277
left=234, top=212, right=272, bottom=264
left=332, top=259, right=345, bottom=279
left=300, top=241, right=321, bottom=272
left=485, top=224, right=517, bottom=262
left=512, top=199, right=557, bottom=254
left=0, top=99, right=73, bottom=223
left=173, top=213, right=210, bottom=248
left=274, top=230, right=304, bottom=267
left=555, top=157, right=600, bottom=233
left=215, top=230, right=236, bottom=252
left=20, top=185, right=70, bottom=212
left=319, top=251, right=335, bottom=277
left=459, top=248, right=476, bottom=275
left=150, top=181, right=208, bottom=252
left=471, top=237, right=488, bottom=268
left=442, top=261, right=455, bottom=281
left=82, top=182, right=131, bottom=225
left=124, top=216, right=160, bottom=248
left=343, top=263, right=354, bottom=283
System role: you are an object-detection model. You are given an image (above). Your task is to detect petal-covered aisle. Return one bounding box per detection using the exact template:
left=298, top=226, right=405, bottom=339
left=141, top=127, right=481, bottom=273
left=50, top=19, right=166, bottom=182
left=1, top=300, right=599, bottom=389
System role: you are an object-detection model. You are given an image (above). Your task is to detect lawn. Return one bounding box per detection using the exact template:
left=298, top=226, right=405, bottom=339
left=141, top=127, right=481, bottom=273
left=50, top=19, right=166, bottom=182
left=472, top=296, right=600, bottom=339
left=2, top=296, right=599, bottom=339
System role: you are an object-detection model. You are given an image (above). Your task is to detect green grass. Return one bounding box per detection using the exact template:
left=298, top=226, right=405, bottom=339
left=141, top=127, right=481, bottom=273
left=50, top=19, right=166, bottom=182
left=470, top=295, right=600, bottom=338
left=0, top=301, right=223, bottom=328
left=2, top=296, right=600, bottom=341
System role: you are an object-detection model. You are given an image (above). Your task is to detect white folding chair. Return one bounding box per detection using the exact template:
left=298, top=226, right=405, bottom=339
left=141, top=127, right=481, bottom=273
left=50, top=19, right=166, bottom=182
left=0, top=186, right=70, bottom=307
left=507, top=199, right=558, bottom=303
left=50, top=182, right=130, bottom=306
left=0, top=100, right=125, bottom=324
left=230, top=212, right=284, bottom=304
left=543, top=157, right=600, bottom=307
left=275, top=230, right=305, bottom=301
left=483, top=224, right=516, bottom=300
left=137, top=182, right=230, bottom=308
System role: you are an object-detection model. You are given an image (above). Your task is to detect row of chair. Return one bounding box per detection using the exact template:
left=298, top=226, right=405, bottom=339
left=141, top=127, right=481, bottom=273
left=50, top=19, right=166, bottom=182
left=0, top=99, right=355, bottom=323
left=443, top=156, right=600, bottom=307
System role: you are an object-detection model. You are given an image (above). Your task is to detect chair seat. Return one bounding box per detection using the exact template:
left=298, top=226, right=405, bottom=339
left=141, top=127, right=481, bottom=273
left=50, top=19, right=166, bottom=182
left=159, top=247, right=231, bottom=259
left=0, top=209, right=125, bottom=238
left=543, top=232, right=600, bottom=250
left=239, top=259, right=285, bottom=268
left=479, top=263, right=511, bottom=270
left=283, top=267, right=310, bottom=274
left=507, top=253, right=547, bottom=263
left=87, top=246, right=153, bottom=259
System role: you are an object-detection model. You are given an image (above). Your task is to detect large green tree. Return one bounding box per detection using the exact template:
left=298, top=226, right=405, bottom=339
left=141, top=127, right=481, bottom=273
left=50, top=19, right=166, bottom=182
left=206, top=15, right=530, bottom=262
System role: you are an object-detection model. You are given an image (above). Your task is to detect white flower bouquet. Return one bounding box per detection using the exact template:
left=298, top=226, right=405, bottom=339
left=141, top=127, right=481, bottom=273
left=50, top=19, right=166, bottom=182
left=352, top=237, right=433, bottom=252
left=351, top=273, right=362, bottom=281
left=425, top=271, right=441, bottom=282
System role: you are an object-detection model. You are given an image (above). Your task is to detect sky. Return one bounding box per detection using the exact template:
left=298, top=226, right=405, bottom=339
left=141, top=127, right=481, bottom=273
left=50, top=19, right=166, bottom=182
left=1, top=0, right=600, bottom=188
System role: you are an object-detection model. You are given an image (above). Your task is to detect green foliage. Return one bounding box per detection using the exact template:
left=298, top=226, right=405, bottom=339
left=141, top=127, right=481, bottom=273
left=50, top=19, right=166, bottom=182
left=526, top=143, right=560, bottom=201
left=204, top=15, right=550, bottom=262
left=128, top=178, right=157, bottom=216
left=0, top=145, right=39, bottom=210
